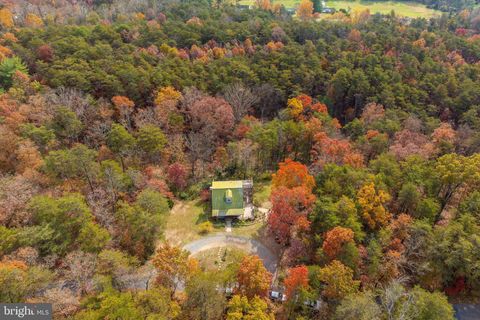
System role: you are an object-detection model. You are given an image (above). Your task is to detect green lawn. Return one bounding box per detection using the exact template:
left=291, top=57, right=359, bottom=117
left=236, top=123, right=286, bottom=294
left=238, top=0, right=440, bottom=18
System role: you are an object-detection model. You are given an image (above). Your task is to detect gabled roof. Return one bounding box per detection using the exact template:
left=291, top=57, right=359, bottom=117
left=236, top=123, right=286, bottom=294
left=211, top=180, right=243, bottom=189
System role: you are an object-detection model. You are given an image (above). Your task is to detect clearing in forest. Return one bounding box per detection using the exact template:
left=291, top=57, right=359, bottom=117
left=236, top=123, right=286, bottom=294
left=238, top=0, right=440, bottom=18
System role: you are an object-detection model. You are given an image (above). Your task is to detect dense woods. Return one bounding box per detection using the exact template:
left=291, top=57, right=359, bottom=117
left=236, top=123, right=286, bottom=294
left=1, top=0, right=480, bottom=319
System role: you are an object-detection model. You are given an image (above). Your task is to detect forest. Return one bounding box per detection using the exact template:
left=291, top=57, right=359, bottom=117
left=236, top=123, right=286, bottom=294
left=1, top=0, right=480, bottom=319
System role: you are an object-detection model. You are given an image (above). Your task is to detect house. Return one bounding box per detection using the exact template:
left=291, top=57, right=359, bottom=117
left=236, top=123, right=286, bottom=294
left=321, top=7, right=336, bottom=14
left=454, top=304, right=480, bottom=320
left=211, top=180, right=253, bottom=219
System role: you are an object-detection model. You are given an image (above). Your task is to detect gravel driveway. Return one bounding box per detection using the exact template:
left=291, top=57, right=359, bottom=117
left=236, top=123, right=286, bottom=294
left=183, top=233, right=278, bottom=274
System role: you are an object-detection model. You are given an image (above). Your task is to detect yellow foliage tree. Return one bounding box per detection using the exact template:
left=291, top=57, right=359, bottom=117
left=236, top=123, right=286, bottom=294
left=357, top=182, right=391, bottom=229
left=154, top=86, right=182, bottom=106
left=287, top=97, right=304, bottom=119
left=350, top=8, right=370, bottom=24
left=152, top=242, right=198, bottom=296
left=25, top=13, right=44, bottom=28
left=317, top=260, right=360, bottom=300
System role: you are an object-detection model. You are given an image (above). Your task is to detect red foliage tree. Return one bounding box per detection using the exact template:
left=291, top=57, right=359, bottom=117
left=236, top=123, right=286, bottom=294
left=268, top=186, right=315, bottom=244
left=311, top=132, right=364, bottom=169
left=167, top=162, right=188, bottom=191
left=187, top=96, right=234, bottom=139
left=389, top=129, right=435, bottom=160
left=36, top=44, right=54, bottom=62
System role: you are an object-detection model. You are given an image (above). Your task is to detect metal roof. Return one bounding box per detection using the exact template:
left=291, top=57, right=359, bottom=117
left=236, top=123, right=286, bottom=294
left=211, top=180, right=243, bottom=189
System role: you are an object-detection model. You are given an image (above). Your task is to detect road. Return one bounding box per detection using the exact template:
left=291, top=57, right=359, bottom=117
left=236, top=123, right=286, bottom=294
left=183, top=233, right=278, bottom=274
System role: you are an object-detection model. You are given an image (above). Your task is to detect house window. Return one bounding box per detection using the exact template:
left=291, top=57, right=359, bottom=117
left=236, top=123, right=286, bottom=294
left=225, top=189, right=233, bottom=204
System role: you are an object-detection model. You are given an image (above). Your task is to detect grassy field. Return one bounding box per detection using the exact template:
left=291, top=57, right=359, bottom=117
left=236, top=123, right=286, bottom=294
left=165, top=199, right=266, bottom=245
left=238, top=0, right=440, bottom=18
left=253, top=180, right=272, bottom=208
left=194, top=246, right=246, bottom=271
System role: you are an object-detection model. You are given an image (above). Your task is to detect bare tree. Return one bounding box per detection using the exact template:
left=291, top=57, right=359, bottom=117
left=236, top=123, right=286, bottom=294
left=222, top=82, right=258, bottom=122
left=185, top=130, right=215, bottom=179
left=62, top=251, right=97, bottom=295
left=379, top=280, right=416, bottom=320
left=253, top=83, right=284, bottom=119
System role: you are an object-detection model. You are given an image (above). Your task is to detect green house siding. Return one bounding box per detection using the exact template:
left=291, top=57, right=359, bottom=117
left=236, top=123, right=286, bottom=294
left=211, top=181, right=244, bottom=217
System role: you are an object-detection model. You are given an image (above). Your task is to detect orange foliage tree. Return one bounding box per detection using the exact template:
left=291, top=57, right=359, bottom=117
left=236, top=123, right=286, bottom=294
left=152, top=242, right=198, bottom=297
left=0, top=8, right=14, bottom=29
left=111, top=95, right=135, bottom=129
left=322, top=226, right=355, bottom=259
left=297, top=0, right=314, bottom=20
left=236, top=255, right=272, bottom=299
left=272, top=158, right=315, bottom=192
left=284, top=265, right=309, bottom=300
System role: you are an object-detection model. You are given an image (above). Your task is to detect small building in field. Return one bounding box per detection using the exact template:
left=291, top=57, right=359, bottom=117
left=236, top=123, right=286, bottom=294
left=211, top=180, right=253, bottom=219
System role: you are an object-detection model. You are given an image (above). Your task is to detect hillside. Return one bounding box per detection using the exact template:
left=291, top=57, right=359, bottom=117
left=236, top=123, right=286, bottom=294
left=0, top=0, right=480, bottom=319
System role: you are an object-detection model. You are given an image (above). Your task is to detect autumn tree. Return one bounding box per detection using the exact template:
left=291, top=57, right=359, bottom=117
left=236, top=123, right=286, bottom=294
left=166, top=162, right=188, bottom=191
left=311, top=132, right=364, bottom=169
left=0, top=8, right=14, bottom=29
left=152, top=242, right=198, bottom=297
left=272, top=158, right=315, bottom=191
left=255, top=0, right=272, bottom=11
left=0, top=260, right=52, bottom=302
left=297, top=0, right=314, bottom=20
left=268, top=186, right=315, bottom=244
left=322, top=227, right=355, bottom=260
left=226, top=295, right=274, bottom=320
left=112, top=96, right=135, bottom=130
left=435, top=153, right=480, bottom=208
left=186, top=96, right=234, bottom=139
left=318, top=260, right=360, bottom=301
left=236, top=255, right=272, bottom=299
left=389, top=129, right=435, bottom=160
left=357, top=182, right=391, bottom=229
left=284, top=265, right=309, bottom=300
left=25, top=13, right=44, bottom=28
left=36, top=44, right=54, bottom=62
left=153, top=86, right=183, bottom=132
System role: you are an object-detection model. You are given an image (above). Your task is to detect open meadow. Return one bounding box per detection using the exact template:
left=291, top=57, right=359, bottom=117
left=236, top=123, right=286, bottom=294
left=239, top=0, right=440, bottom=18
